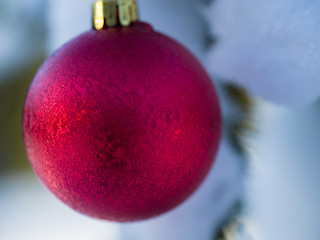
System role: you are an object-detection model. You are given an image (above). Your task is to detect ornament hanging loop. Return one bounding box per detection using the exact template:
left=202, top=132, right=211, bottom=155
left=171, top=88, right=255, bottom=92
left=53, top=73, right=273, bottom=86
left=93, top=0, right=138, bottom=29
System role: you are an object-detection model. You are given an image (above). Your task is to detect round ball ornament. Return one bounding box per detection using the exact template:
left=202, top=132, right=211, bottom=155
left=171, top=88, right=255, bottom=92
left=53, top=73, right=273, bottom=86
left=23, top=0, right=222, bottom=222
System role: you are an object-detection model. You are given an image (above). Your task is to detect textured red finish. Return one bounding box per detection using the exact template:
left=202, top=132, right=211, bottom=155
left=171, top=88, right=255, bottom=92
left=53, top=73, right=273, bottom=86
left=23, top=23, right=221, bottom=222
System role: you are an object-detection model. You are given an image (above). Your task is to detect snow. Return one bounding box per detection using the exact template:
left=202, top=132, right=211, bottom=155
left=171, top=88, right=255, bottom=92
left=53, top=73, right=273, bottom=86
left=0, top=0, right=46, bottom=78
left=246, top=100, right=320, bottom=240
left=206, top=0, right=320, bottom=107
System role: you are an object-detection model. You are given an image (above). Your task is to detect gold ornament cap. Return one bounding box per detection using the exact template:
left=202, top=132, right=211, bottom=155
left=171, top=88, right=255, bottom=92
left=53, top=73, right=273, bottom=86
left=93, top=0, right=139, bottom=29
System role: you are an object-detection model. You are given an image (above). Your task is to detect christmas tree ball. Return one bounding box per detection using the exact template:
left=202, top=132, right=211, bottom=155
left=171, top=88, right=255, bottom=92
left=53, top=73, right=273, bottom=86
left=23, top=21, right=221, bottom=221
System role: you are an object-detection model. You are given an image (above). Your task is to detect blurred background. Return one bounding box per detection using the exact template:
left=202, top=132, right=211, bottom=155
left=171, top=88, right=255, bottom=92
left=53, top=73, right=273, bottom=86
left=1, top=0, right=320, bottom=240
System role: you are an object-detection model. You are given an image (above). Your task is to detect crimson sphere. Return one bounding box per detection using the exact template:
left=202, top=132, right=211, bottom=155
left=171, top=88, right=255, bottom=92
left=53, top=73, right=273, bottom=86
left=23, top=23, right=221, bottom=222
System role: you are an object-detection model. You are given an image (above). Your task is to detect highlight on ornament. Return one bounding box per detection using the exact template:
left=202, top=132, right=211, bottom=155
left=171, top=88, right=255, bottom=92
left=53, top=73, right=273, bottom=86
left=22, top=0, right=222, bottom=222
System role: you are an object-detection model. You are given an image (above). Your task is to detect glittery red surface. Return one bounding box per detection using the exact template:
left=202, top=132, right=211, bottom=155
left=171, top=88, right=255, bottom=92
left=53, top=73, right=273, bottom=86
left=23, top=23, right=221, bottom=222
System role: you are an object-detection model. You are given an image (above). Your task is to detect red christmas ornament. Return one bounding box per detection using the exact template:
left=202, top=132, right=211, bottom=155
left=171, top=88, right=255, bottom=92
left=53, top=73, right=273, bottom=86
left=23, top=0, right=221, bottom=222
